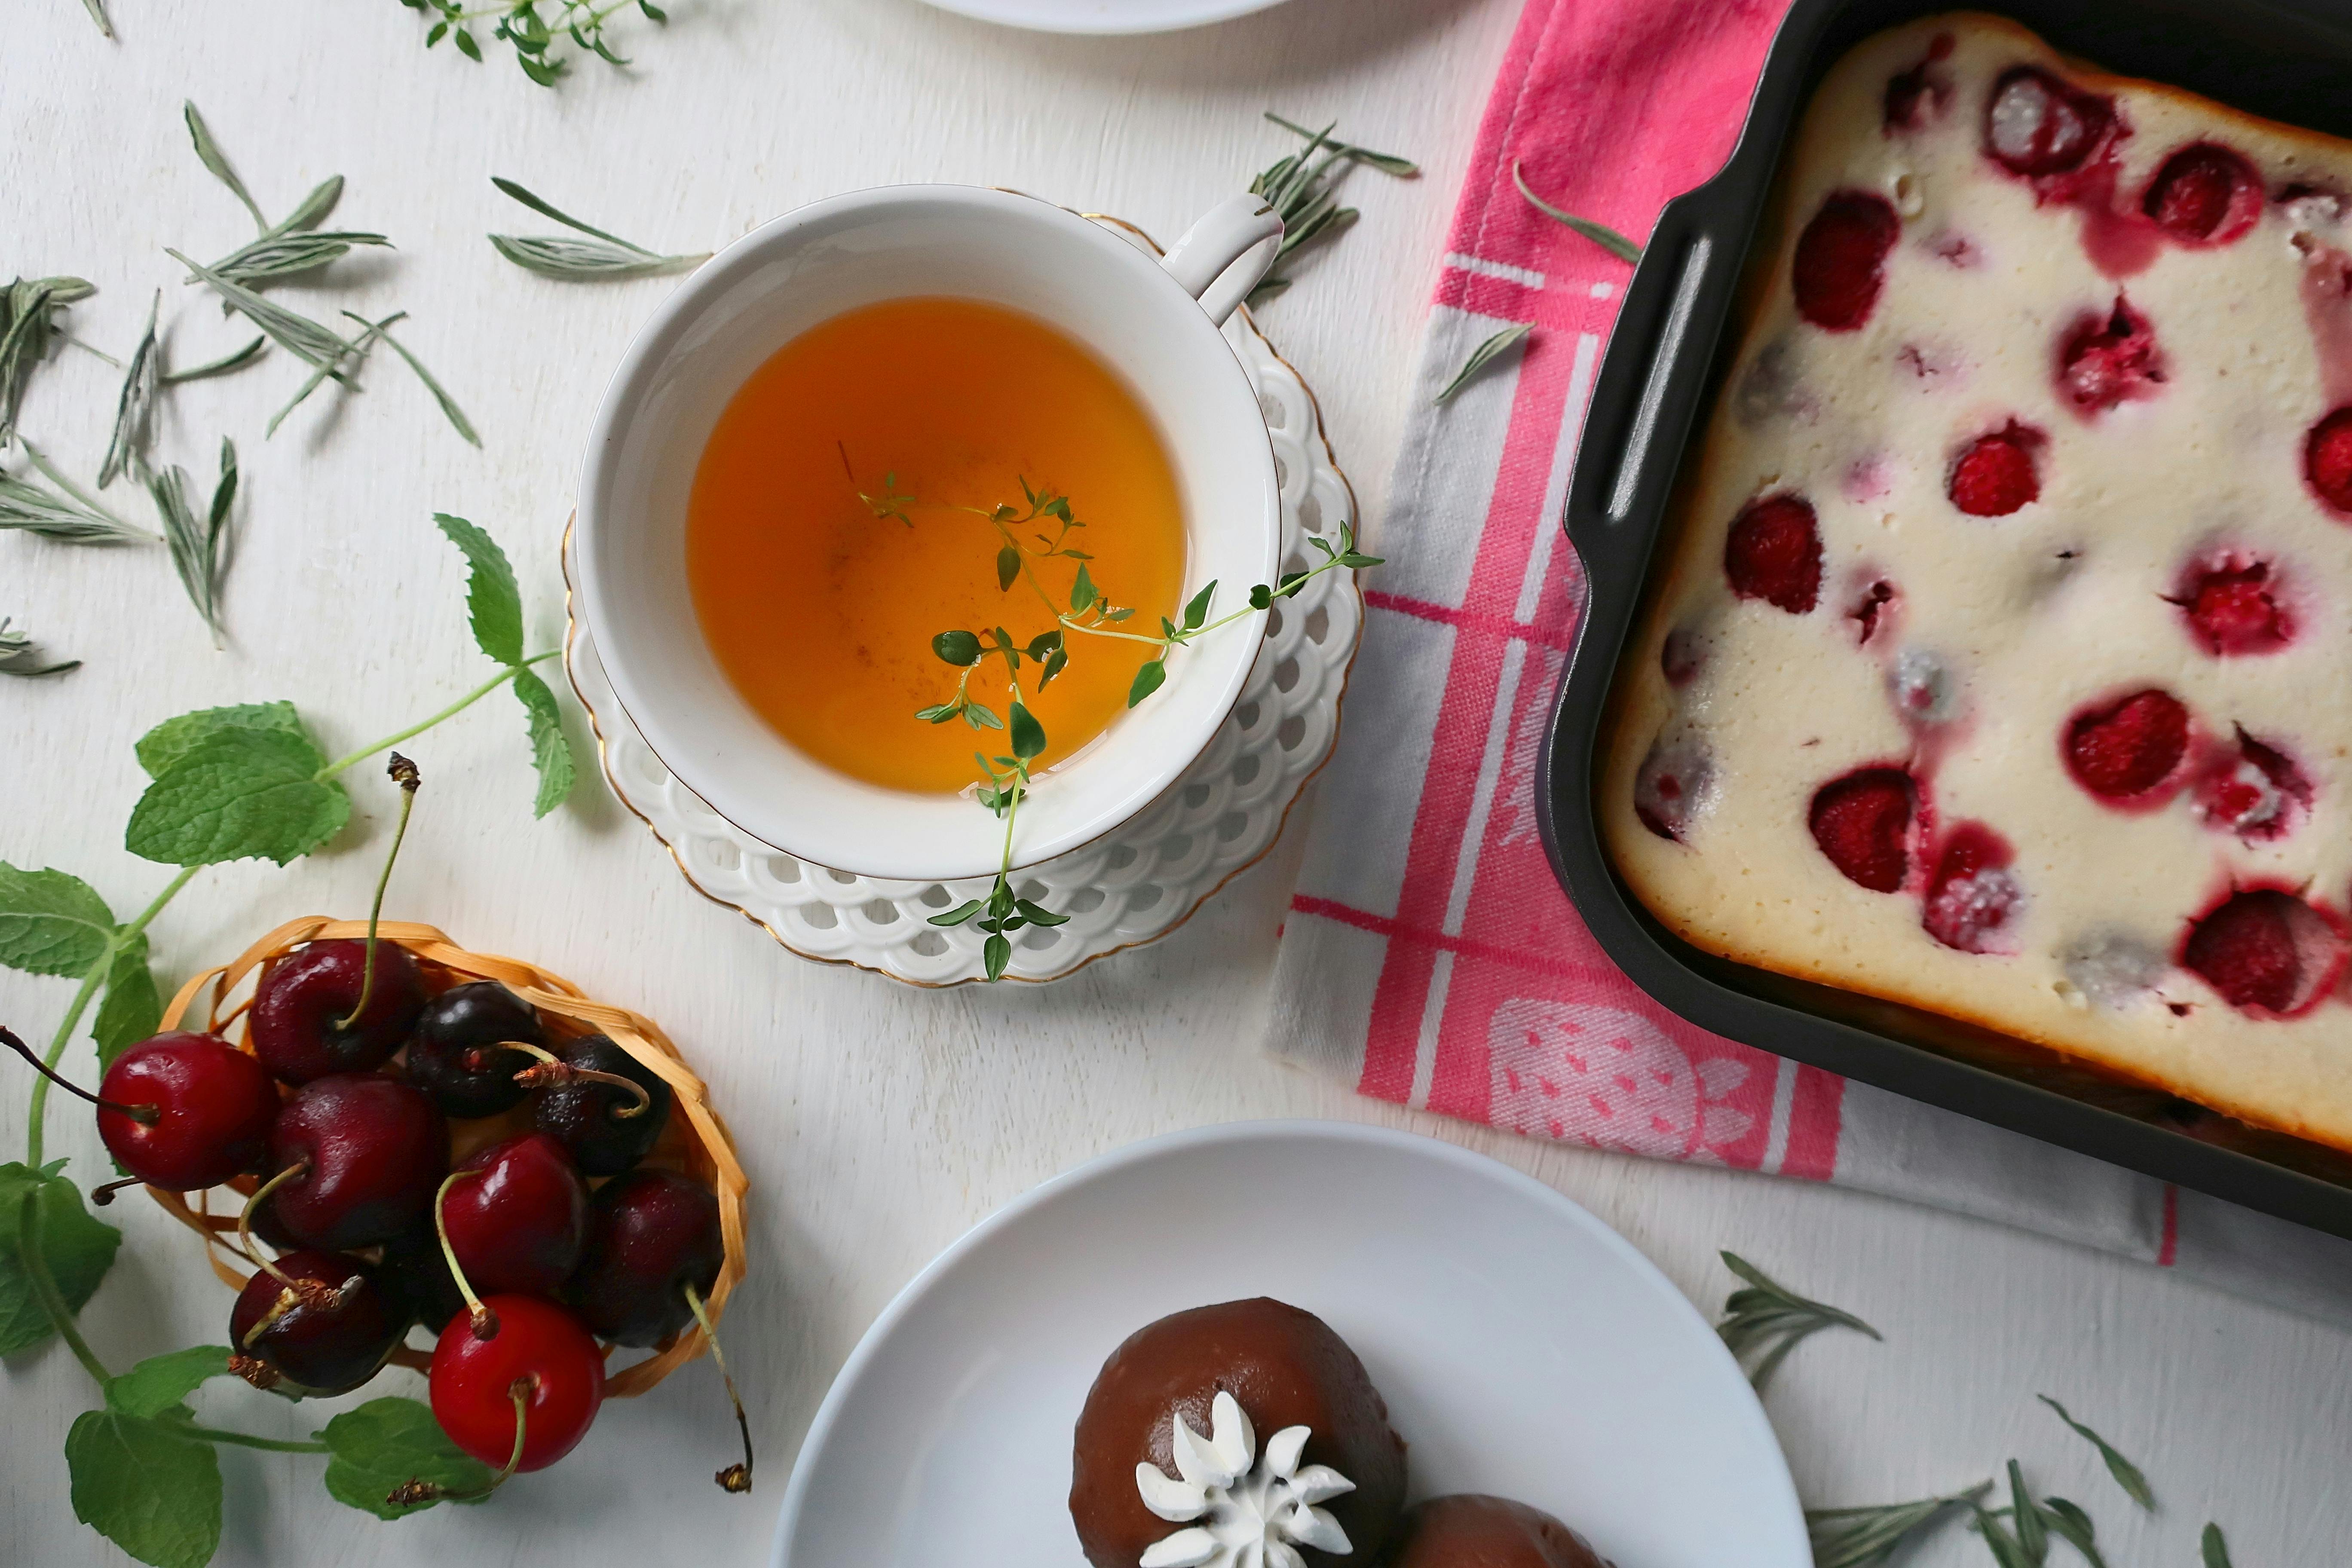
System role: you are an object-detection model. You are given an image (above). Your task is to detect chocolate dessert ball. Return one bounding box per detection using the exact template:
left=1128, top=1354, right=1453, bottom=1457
left=1070, top=1297, right=1408, bottom=1568
left=1376, top=1495, right=1607, bottom=1568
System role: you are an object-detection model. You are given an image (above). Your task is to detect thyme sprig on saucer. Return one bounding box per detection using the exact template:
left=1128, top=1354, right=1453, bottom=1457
left=1247, top=113, right=1417, bottom=305
left=399, top=0, right=670, bottom=87
left=846, top=462, right=1379, bottom=980
left=489, top=177, right=709, bottom=280
left=1716, top=1250, right=1880, bottom=1388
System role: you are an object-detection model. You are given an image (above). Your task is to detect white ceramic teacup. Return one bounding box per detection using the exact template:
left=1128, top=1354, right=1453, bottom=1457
left=576, top=186, right=1284, bottom=882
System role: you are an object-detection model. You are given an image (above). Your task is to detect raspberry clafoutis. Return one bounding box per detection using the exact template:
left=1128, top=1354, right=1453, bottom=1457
left=1602, top=12, right=2352, bottom=1151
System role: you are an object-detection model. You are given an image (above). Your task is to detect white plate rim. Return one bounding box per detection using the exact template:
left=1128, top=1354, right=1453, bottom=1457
left=768, top=1117, right=1807, bottom=1565
left=910, top=0, right=1291, bottom=35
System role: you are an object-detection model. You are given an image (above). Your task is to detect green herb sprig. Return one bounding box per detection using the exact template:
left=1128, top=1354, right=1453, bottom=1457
left=0, top=618, right=78, bottom=678
left=489, top=177, right=709, bottom=280
left=398, top=0, right=671, bottom=87
left=1434, top=322, right=1531, bottom=407
left=0, top=515, right=570, bottom=1565
left=1511, top=158, right=1644, bottom=265
left=0, top=442, right=155, bottom=543
left=1716, top=1250, right=1880, bottom=1388
left=1247, top=113, right=1417, bottom=305
left=1806, top=1485, right=1986, bottom=1568
left=0, top=276, right=98, bottom=448
left=146, top=441, right=239, bottom=647
left=170, top=104, right=474, bottom=448
left=850, top=464, right=1378, bottom=980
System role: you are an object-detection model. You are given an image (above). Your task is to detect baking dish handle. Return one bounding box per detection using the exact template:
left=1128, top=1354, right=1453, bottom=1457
left=1560, top=190, right=1735, bottom=609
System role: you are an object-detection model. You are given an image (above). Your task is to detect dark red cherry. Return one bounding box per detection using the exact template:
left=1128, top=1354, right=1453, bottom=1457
left=228, top=1249, right=410, bottom=1394
left=403, top=981, right=545, bottom=1118
left=2143, top=144, right=2260, bottom=245
left=1792, top=191, right=1899, bottom=331
left=268, top=1073, right=448, bottom=1250
left=94, top=1032, right=279, bottom=1192
left=569, top=1172, right=723, bottom=1347
left=429, top=1295, right=605, bottom=1472
left=2181, top=889, right=2346, bottom=1016
left=530, top=1036, right=672, bottom=1177
left=382, top=1222, right=468, bottom=1337
left=2064, top=689, right=2190, bottom=801
left=1984, top=67, right=2113, bottom=178
left=1808, top=769, right=1916, bottom=893
left=2306, top=407, right=2352, bottom=514
left=249, top=939, right=427, bottom=1084
left=1723, top=494, right=1822, bottom=613
left=441, top=1133, right=588, bottom=1298
left=2058, top=296, right=2164, bottom=416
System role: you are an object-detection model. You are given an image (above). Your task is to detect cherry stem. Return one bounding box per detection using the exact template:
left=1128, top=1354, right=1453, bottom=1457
left=387, top=1377, right=531, bottom=1508
left=0, top=1024, right=156, bottom=1125
left=236, top=1161, right=318, bottom=1303
left=506, top=1041, right=651, bottom=1119
left=89, top=1176, right=145, bottom=1207
left=335, top=752, right=421, bottom=1034
left=433, top=1169, right=499, bottom=1340
left=683, top=1281, right=753, bottom=1494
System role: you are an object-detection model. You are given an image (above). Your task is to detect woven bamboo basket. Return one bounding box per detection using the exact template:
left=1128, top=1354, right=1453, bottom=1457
left=150, top=916, right=748, bottom=1397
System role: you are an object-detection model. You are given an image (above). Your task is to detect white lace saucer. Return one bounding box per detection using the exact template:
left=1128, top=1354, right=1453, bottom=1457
left=562, top=226, right=1363, bottom=986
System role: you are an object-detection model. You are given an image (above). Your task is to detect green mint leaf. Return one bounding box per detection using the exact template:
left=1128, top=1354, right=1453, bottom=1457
left=933, top=629, right=980, bottom=666
left=1069, top=563, right=1097, bottom=613
left=510, top=667, right=575, bottom=818
left=1248, top=584, right=1272, bottom=610
left=0, top=861, right=115, bottom=976
left=135, top=700, right=304, bottom=778
left=1008, top=701, right=1046, bottom=762
left=1127, top=659, right=1166, bottom=707
left=928, top=899, right=983, bottom=927
left=67, top=1404, right=222, bottom=1568
left=432, top=514, right=524, bottom=666
left=0, top=1164, right=123, bottom=1354
left=983, top=931, right=1011, bottom=981
left=1182, top=581, right=1216, bottom=631
left=2038, top=1396, right=2154, bottom=1512
left=125, top=726, right=349, bottom=868
left=108, top=1347, right=234, bottom=1419
left=2202, top=1522, right=2233, bottom=1568
left=93, top=934, right=162, bottom=1068
left=995, top=544, right=1020, bottom=593
left=316, top=1397, right=493, bottom=1519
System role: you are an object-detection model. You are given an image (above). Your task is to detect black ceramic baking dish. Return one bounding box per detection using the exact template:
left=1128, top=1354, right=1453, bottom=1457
left=1534, top=0, right=2352, bottom=1241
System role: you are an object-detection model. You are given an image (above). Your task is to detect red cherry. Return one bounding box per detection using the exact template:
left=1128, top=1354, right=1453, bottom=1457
left=2181, top=889, right=2345, bottom=1015
left=1723, top=494, right=1822, bottom=613
left=1792, top=191, right=1899, bottom=331
left=2195, top=732, right=2311, bottom=842
left=228, top=1249, right=409, bottom=1394
left=441, top=1133, right=589, bottom=1298
left=267, top=1073, right=448, bottom=1250
left=1984, top=67, right=2113, bottom=178
left=1632, top=735, right=1711, bottom=843
left=2143, top=144, right=2260, bottom=245
left=2058, top=297, right=2165, bottom=416
left=1948, top=426, right=2042, bottom=516
left=429, top=1295, right=605, bottom=1473
left=1921, top=823, right=2022, bottom=954
left=94, top=1032, right=279, bottom=1192
left=568, top=1171, right=723, bottom=1348
left=1808, top=769, right=1916, bottom=893
left=249, top=939, right=427, bottom=1084
left=2174, top=556, right=2292, bottom=655
left=2304, top=407, right=2352, bottom=514
left=2064, top=690, right=2190, bottom=801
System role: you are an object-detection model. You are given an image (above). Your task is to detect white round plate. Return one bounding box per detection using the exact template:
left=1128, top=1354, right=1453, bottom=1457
left=912, top=0, right=1292, bottom=35
left=771, top=1121, right=1809, bottom=1568
left=562, top=231, right=1362, bottom=987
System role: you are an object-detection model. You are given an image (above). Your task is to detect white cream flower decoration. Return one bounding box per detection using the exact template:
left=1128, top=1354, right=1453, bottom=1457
left=1133, top=1389, right=1357, bottom=1568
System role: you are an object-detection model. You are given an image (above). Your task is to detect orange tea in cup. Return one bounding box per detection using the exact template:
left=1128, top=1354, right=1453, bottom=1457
left=686, top=296, right=1186, bottom=795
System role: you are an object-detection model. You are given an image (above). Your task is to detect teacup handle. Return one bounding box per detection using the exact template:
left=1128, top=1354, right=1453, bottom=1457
left=1161, top=194, right=1285, bottom=328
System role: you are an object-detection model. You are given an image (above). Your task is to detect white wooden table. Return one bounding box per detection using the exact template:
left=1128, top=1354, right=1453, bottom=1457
left=4, top=1, right=2346, bottom=1563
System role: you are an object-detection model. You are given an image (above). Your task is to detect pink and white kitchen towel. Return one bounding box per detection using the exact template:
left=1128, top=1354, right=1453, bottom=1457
left=1265, top=0, right=2352, bottom=1326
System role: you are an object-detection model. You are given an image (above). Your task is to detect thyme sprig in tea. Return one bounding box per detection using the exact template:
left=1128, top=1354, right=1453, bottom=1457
left=843, top=460, right=1378, bottom=981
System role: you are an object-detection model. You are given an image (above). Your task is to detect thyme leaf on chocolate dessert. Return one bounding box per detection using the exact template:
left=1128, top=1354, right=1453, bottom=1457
left=1247, top=113, right=1417, bottom=305
left=846, top=460, right=1378, bottom=980
left=1715, top=1250, right=1880, bottom=1388
left=489, top=177, right=710, bottom=281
